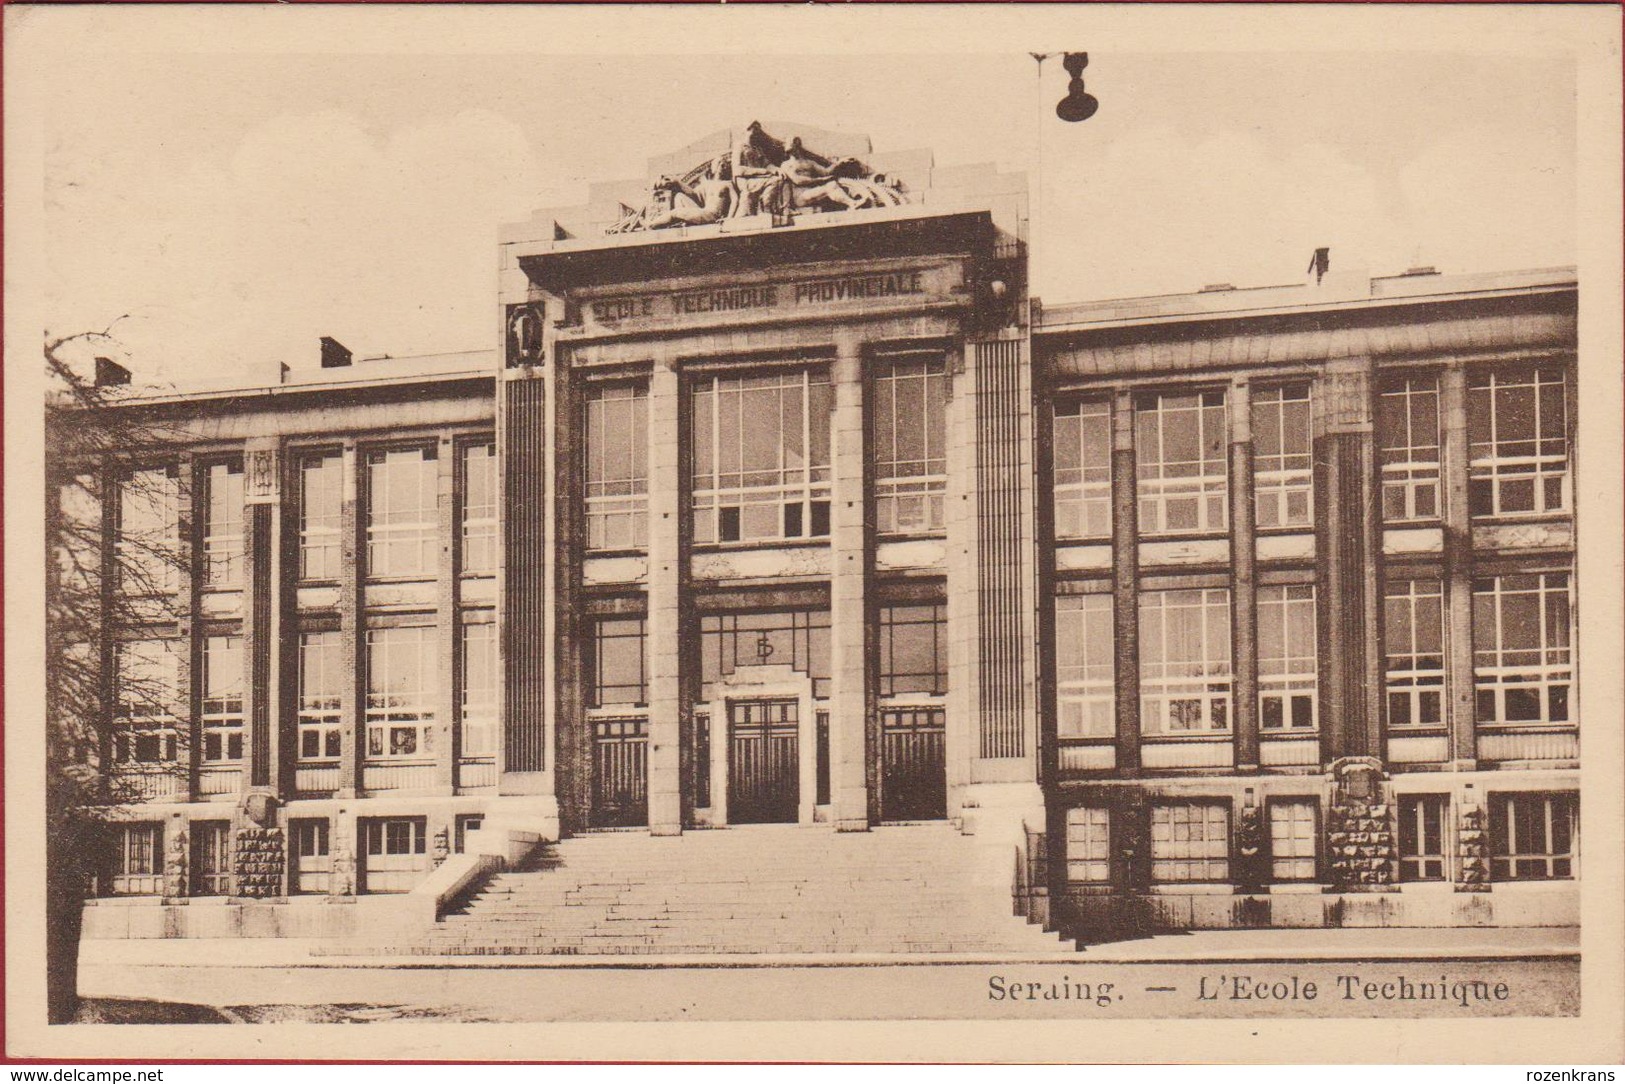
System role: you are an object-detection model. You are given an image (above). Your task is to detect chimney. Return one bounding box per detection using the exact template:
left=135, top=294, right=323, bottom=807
left=93, top=356, right=131, bottom=387
left=319, top=336, right=353, bottom=369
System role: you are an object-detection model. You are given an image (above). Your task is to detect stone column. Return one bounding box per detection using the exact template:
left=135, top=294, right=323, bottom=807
left=434, top=434, right=458, bottom=793
left=830, top=335, right=872, bottom=831
left=1110, top=391, right=1141, bottom=774
left=242, top=440, right=280, bottom=795
left=1228, top=380, right=1260, bottom=771
left=645, top=359, right=685, bottom=835
left=1440, top=365, right=1478, bottom=770
left=176, top=457, right=199, bottom=803
left=337, top=442, right=362, bottom=798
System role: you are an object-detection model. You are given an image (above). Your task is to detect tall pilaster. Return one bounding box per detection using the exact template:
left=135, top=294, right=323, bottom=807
left=1440, top=365, right=1477, bottom=770
left=1229, top=380, right=1259, bottom=771
left=830, top=336, right=872, bottom=831
left=434, top=434, right=458, bottom=793
left=645, top=359, right=685, bottom=835
left=337, top=442, right=362, bottom=798
left=1111, top=390, right=1142, bottom=774
left=242, top=440, right=279, bottom=794
left=499, top=371, right=550, bottom=791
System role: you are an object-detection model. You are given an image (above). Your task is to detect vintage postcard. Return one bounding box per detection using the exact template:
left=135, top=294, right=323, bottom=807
left=4, top=2, right=1622, bottom=1064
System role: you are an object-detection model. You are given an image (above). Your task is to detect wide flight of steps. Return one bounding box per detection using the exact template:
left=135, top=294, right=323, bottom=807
left=347, top=823, right=1075, bottom=958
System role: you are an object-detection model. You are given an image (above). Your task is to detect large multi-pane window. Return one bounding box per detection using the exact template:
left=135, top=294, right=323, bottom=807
left=1385, top=578, right=1445, bottom=728
left=1378, top=377, right=1441, bottom=521
left=1398, top=794, right=1448, bottom=881
left=1473, top=572, right=1572, bottom=726
left=299, top=452, right=343, bottom=581
left=1258, top=585, right=1317, bottom=731
left=365, top=626, right=437, bottom=758
left=1055, top=594, right=1114, bottom=738
left=1150, top=803, right=1230, bottom=882
left=460, top=623, right=498, bottom=756
left=1136, top=391, right=1227, bottom=535
left=1268, top=800, right=1318, bottom=881
left=1139, top=588, right=1232, bottom=734
left=878, top=604, right=947, bottom=697
left=699, top=610, right=831, bottom=700
left=365, top=447, right=438, bottom=578
left=113, top=639, right=180, bottom=763
left=585, top=385, right=648, bottom=551
left=1252, top=385, right=1312, bottom=528
left=201, top=461, right=244, bottom=587
left=588, top=617, right=647, bottom=708
left=461, top=443, right=498, bottom=574
left=1490, top=792, right=1576, bottom=880
left=692, top=369, right=832, bottom=544
left=1468, top=368, right=1569, bottom=517
left=298, top=631, right=343, bottom=761
left=873, top=358, right=947, bottom=535
left=200, top=634, right=244, bottom=763
left=116, top=467, right=179, bottom=595
left=1053, top=401, right=1112, bottom=539
left=1064, top=807, right=1111, bottom=883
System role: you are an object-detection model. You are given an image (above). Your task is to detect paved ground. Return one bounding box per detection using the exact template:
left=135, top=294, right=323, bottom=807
left=78, top=927, right=1579, bottom=1022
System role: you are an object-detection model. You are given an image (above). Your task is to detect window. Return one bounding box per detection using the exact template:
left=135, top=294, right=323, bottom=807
left=1385, top=578, right=1445, bottom=728
left=461, top=442, right=498, bottom=573
left=1252, top=385, right=1312, bottom=528
left=108, top=823, right=162, bottom=895
left=113, top=639, right=180, bottom=763
left=454, top=814, right=484, bottom=854
left=585, top=385, right=648, bottom=550
left=1258, top=585, right=1317, bottom=731
left=1065, top=807, right=1111, bottom=883
left=365, top=446, right=438, bottom=578
left=878, top=604, right=947, bottom=697
left=1469, top=368, right=1569, bottom=517
left=292, top=818, right=330, bottom=859
left=365, top=627, right=437, bottom=759
left=1139, top=589, right=1231, bottom=734
left=460, top=623, right=498, bottom=756
left=1490, top=792, right=1575, bottom=880
left=298, top=631, right=343, bottom=761
left=1473, top=572, right=1572, bottom=725
left=874, top=358, right=947, bottom=535
left=700, top=610, right=831, bottom=701
left=1398, top=795, right=1447, bottom=881
left=588, top=617, right=647, bottom=708
left=1054, top=401, right=1112, bottom=539
left=1268, top=800, right=1318, bottom=881
left=1136, top=391, right=1227, bottom=535
left=191, top=821, right=231, bottom=896
left=1055, top=594, right=1114, bottom=738
left=1150, top=803, right=1230, bottom=882
left=116, top=467, right=179, bottom=595
left=1379, top=377, right=1441, bottom=522
left=366, top=817, right=427, bottom=856
left=290, top=818, right=331, bottom=895
left=692, top=369, right=832, bottom=544
left=202, top=461, right=244, bottom=587
left=299, top=452, right=343, bottom=581
left=201, top=634, right=245, bottom=763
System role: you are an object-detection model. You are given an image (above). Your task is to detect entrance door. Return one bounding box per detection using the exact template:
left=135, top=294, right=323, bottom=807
left=880, top=707, right=947, bottom=821
left=728, top=700, right=799, bottom=824
left=591, top=717, right=649, bottom=828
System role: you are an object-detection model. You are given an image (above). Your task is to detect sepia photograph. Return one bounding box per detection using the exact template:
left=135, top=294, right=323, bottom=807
left=4, top=1, right=1622, bottom=1065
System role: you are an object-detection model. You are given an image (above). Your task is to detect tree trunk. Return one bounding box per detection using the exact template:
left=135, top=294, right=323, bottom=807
left=46, top=854, right=86, bottom=1024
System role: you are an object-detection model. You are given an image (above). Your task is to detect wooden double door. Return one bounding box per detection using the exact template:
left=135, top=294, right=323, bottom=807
left=728, top=699, right=800, bottom=824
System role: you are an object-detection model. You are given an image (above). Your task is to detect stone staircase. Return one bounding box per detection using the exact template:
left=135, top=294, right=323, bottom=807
left=340, top=823, right=1075, bottom=957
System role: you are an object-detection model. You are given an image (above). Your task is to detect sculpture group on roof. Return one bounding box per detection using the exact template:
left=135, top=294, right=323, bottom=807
left=608, top=121, right=908, bottom=234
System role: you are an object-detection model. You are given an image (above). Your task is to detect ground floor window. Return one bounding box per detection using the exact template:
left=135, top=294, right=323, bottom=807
left=191, top=820, right=232, bottom=896
left=290, top=818, right=331, bottom=894
left=1398, top=795, right=1448, bottom=882
left=1490, top=792, right=1575, bottom=880
left=107, top=823, right=163, bottom=895
left=360, top=816, right=429, bottom=894
left=1150, top=802, right=1230, bottom=883
left=1268, top=800, right=1318, bottom=881
left=1065, top=807, right=1111, bottom=883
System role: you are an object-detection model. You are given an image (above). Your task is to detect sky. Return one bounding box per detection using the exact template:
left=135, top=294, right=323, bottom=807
left=21, top=7, right=1582, bottom=390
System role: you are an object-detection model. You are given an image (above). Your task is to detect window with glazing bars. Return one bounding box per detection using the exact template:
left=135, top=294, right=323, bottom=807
left=365, top=446, right=437, bottom=578
left=201, top=634, right=244, bottom=762
left=1379, top=377, right=1441, bottom=521
left=873, top=359, right=947, bottom=535
left=460, top=623, right=498, bottom=756
left=691, top=369, right=832, bottom=544
left=202, top=461, right=244, bottom=587
left=365, top=626, right=437, bottom=758
left=1385, top=578, right=1445, bottom=728
left=461, top=442, right=498, bottom=574
left=1053, top=400, right=1112, bottom=539
left=1065, top=807, right=1111, bottom=883
left=109, top=823, right=162, bottom=895
left=699, top=610, right=832, bottom=701
left=1150, top=803, right=1230, bottom=882
left=1139, top=588, right=1232, bottom=734
left=299, top=452, right=343, bottom=581
left=1473, top=572, right=1572, bottom=726
left=585, top=384, right=648, bottom=550
left=1055, top=594, right=1114, bottom=738
left=1258, top=585, right=1317, bottom=731
left=589, top=616, right=647, bottom=708
left=1468, top=368, right=1569, bottom=517
left=297, top=631, right=343, bottom=761
left=1136, top=391, right=1227, bottom=535
left=1490, top=792, right=1575, bottom=880
left=1252, top=385, right=1312, bottom=528
left=1268, top=800, right=1318, bottom=881
left=1398, top=794, right=1447, bottom=881
left=113, top=639, right=180, bottom=763
left=878, top=604, right=947, bottom=696
left=116, top=467, right=179, bottom=595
